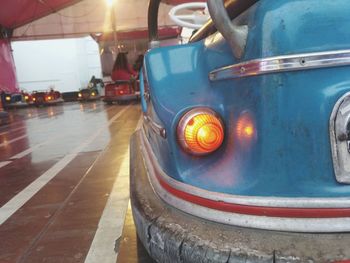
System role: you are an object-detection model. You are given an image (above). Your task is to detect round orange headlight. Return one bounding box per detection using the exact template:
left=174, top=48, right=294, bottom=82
left=177, top=108, right=224, bottom=155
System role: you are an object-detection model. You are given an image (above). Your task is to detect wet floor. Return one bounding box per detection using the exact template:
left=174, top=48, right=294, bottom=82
left=0, top=101, right=153, bottom=262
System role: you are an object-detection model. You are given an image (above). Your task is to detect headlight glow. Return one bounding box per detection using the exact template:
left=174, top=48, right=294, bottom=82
left=177, top=108, right=224, bottom=155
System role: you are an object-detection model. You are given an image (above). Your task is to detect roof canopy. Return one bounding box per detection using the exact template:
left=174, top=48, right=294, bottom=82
left=0, top=0, right=204, bottom=41
left=0, top=0, right=82, bottom=29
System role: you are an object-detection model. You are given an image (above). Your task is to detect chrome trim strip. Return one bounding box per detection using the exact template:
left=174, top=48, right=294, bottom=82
left=209, top=49, right=350, bottom=81
left=139, top=131, right=350, bottom=232
left=143, top=114, right=166, bottom=139
left=330, top=91, right=350, bottom=183
left=140, top=129, right=350, bottom=209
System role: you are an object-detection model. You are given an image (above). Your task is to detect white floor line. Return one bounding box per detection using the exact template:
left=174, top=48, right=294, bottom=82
left=0, top=161, right=12, bottom=169
left=84, top=151, right=130, bottom=263
left=0, top=126, right=26, bottom=136
left=9, top=136, right=59, bottom=160
left=0, top=134, right=28, bottom=148
left=9, top=144, right=46, bottom=160
left=0, top=109, right=108, bottom=167
left=0, top=105, right=125, bottom=168
left=85, top=114, right=142, bottom=263
left=0, top=106, right=131, bottom=225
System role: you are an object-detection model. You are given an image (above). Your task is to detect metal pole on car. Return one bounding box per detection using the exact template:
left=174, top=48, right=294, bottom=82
left=112, top=5, right=118, bottom=49
left=207, top=0, right=258, bottom=58
left=106, top=0, right=118, bottom=50
left=112, top=5, right=118, bottom=51
left=148, top=0, right=161, bottom=48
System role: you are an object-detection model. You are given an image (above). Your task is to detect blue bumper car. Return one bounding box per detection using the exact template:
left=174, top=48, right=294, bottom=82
left=130, top=0, right=350, bottom=261
left=1, top=92, right=29, bottom=109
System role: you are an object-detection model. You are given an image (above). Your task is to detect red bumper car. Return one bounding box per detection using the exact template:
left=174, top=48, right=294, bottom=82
left=103, top=80, right=139, bottom=105
left=31, top=90, right=63, bottom=106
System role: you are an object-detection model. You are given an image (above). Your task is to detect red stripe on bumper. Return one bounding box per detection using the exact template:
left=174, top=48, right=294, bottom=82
left=143, top=130, right=350, bottom=218
left=157, top=176, right=350, bottom=218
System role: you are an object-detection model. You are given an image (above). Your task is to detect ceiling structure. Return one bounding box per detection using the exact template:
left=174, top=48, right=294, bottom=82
left=0, top=0, right=82, bottom=29
left=0, top=0, right=204, bottom=42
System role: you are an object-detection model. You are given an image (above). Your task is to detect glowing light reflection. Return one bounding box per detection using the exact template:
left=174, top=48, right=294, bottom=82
left=236, top=112, right=256, bottom=150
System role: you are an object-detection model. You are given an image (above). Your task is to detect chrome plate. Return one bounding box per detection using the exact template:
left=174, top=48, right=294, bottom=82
left=330, top=92, right=350, bottom=184
left=210, top=49, right=350, bottom=81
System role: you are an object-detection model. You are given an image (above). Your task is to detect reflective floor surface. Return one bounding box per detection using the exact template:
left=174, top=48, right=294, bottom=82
left=0, top=101, right=153, bottom=262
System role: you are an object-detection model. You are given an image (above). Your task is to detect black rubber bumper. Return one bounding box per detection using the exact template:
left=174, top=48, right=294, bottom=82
left=130, top=131, right=350, bottom=263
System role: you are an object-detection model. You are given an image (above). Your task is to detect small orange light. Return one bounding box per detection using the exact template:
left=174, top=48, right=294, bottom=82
left=24, top=95, right=29, bottom=100
left=236, top=113, right=255, bottom=140
left=91, top=92, right=96, bottom=96
left=5, top=96, right=11, bottom=101
left=236, top=113, right=256, bottom=150
left=78, top=93, right=82, bottom=98
left=244, top=125, right=254, bottom=137
left=118, top=90, right=124, bottom=95
left=32, top=97, right=36, bottom=101
left=178, top=108, right=224, bottom=155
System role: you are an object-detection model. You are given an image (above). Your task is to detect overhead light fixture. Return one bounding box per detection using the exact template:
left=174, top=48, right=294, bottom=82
left=106, top=0, right=114, bottom=7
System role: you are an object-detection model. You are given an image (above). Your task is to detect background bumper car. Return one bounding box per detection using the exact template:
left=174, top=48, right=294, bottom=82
left=103, top=80, right=139, bottom=105
left=31, top=90, right=63, bottom=107
left=1, top=92, right=30, bottom=109
left=78, top=76, right=103, bottom=102
left=77, top=88, right=100, bottom=101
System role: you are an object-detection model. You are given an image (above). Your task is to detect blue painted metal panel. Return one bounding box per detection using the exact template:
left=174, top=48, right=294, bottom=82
left=246, top=0, right=350, bottom=59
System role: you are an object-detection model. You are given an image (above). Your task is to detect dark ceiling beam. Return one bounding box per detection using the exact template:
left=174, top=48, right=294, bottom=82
left=1, top=0, right=84, bottom=29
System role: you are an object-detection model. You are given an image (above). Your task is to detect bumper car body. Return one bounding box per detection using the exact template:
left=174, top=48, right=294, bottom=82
left=103, top=80, right=139, bottom=104
left=32, top=90, right=63, bottom=106
left=130, top=0, right=350, bottom=261
left=1, top=92, right=30, bottom=109
left=78, top=88, right=100, bottom=101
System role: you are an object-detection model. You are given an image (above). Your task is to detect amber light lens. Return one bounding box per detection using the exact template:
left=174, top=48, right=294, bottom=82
left=236, top=112, right=256, bottom=150
left=5, top=96, right=11, bottom=101
left=236, top=113, right=255, bottom=140
left=178, top=109, right=224, bottom=155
